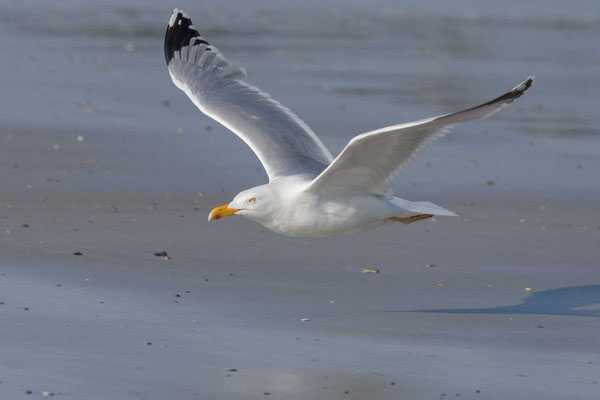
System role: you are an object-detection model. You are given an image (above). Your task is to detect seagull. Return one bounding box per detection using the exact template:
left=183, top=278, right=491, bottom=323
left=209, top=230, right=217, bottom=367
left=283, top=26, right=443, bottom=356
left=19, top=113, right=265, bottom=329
left=164, top=9, right=533, bottom=238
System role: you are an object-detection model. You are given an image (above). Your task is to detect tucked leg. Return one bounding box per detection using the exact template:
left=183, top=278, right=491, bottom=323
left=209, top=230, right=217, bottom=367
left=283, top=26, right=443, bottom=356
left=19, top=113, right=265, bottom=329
left=389, top=214, right=434, bottom=225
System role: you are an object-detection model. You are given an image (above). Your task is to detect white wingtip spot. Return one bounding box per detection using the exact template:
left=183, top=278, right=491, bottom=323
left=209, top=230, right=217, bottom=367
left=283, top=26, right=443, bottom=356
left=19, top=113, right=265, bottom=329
left=168, top=9, right=179, bottom=27
left=512, top=76, right=535, bottom=93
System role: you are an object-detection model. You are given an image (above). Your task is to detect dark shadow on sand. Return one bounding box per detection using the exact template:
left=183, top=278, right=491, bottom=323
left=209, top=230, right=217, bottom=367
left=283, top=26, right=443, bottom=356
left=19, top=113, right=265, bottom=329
left=396, top=285, right=600, bottom=317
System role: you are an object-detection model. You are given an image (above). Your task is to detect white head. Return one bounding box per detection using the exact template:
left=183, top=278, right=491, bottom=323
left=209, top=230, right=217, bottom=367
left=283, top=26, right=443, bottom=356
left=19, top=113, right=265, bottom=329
left=208, top=184, right=277, bottom=223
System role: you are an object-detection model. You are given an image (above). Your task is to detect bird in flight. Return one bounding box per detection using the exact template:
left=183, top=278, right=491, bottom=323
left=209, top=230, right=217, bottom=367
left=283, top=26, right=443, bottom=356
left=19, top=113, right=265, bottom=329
left=164, top=9, right=533, bottom=238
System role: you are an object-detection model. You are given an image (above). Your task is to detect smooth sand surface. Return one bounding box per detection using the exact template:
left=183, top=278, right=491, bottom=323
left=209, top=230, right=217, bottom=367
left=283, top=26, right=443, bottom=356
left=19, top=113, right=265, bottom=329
left=1, top=1, right=599, bottom=399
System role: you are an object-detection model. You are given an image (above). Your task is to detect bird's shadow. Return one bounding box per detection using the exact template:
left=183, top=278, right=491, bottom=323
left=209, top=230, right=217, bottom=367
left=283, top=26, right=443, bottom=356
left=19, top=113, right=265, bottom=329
left=393, top=285, right=600, bottom=317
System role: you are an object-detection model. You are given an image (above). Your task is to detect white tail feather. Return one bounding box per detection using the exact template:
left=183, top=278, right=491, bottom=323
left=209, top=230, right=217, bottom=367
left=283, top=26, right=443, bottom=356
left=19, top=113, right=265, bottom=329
left=407, top=201, right=457, bottom=217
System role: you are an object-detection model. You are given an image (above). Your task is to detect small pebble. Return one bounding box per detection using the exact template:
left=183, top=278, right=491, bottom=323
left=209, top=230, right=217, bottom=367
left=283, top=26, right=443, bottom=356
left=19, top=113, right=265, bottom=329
left=426, top=264, right=436, bottom=268
left=300, top=318, right=311, bottom=322
left=361, top=268, right=380, bottom=274
left=73, top=252, right=83, bottom=256
left=484, top=180, right=494, bottom=185
left=227, top=368, right=237, bottom=372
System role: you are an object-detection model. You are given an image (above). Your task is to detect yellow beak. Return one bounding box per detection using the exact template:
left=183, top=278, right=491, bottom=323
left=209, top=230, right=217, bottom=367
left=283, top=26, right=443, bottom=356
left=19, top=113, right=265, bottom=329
left=208, top=203, right=240, bottom=221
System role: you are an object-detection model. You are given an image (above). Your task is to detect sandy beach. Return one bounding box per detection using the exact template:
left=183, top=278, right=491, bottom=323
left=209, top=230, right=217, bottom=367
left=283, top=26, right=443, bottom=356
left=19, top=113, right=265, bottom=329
left=1, top=1, right=599, bottom=399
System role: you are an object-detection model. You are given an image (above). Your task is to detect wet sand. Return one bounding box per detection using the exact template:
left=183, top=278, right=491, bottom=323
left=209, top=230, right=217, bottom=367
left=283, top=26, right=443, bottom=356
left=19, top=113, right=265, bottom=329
left=1, top=1, right=599, bottom=399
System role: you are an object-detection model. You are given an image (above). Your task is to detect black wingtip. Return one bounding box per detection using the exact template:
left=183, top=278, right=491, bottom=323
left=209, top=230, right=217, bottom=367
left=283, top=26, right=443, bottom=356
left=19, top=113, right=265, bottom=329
left=517, top=75, right=535, bottom=94
left=508, top=75, right=534, bottom=100
left=164, top=9, right=203, bottom=65
left=477, top=76, right=535, bottom=109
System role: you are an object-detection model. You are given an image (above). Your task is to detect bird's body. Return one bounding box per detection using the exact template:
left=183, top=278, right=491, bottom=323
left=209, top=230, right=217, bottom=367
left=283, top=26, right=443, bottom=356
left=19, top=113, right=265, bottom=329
left=230, top=175, right=455, bottom=237
left=164, top=9, right=533, bottom=238
left=233, top=176, right=389, bottom=237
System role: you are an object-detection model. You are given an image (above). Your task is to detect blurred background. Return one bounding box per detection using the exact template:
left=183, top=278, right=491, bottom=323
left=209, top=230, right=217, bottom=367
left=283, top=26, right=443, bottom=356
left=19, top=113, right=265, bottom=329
left=1, top=0, right=598, bottom=197
left=0, top=1, right=599, bottom=399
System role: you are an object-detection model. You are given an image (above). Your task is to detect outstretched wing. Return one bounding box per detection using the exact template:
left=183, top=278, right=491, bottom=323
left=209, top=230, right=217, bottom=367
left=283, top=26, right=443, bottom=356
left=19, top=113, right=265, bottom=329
left=165, top=9, right=333, bottom=181
left=306, top=77, right=534, bottom=195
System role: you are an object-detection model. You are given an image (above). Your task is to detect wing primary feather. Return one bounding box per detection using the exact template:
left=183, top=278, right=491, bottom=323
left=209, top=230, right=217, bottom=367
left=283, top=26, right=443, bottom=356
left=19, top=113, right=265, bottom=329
left=164, top=9, right=201, bottom=65
left=437, top=76, right=534, bottom=124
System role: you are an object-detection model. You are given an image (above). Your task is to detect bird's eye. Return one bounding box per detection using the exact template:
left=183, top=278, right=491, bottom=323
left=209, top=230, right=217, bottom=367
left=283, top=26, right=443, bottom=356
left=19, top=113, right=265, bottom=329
left=248, top=197, right=256, bottom=204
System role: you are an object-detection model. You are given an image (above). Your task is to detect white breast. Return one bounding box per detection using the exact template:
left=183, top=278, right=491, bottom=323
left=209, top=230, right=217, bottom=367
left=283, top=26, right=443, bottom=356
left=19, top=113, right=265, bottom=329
left=266, top=191, right=394, bottom=238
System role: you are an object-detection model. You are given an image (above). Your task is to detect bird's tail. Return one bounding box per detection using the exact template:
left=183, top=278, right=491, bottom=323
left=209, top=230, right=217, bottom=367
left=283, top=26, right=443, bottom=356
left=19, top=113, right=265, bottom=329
left=390, top=197, right=457, bottom=217
left=406, top=201, right=457, bottom=217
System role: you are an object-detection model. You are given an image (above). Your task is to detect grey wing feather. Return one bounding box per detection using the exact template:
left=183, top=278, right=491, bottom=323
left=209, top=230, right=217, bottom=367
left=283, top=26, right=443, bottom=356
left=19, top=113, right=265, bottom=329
left=306, top=77, right=534, bottom=195
left=165, top=9, right=333, bottom=181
